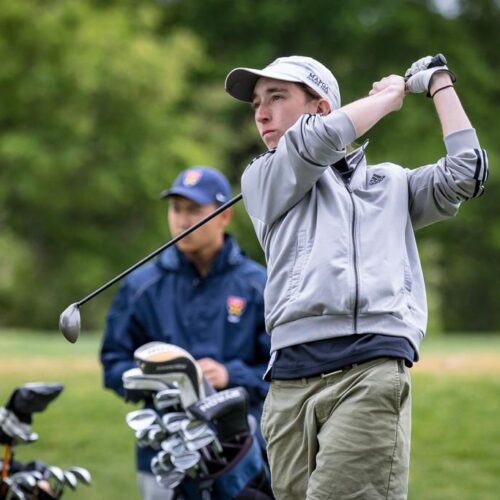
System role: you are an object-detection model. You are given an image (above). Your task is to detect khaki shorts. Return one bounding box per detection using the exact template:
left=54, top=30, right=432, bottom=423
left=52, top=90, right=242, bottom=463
left=261, top=357, right=412, bottom=500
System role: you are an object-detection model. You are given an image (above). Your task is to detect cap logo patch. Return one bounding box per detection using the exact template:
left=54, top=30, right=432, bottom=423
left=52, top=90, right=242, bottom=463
left=307, top=72, right=329, bottom=95
left=227, top=296, right=246, bottom=324
left=183, top=169, right=203, bottom=186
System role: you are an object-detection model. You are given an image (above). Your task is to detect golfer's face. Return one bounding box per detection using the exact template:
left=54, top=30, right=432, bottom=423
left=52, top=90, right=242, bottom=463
left=168, top=196, right=224, bottom=254
left=252, top=78, right=319, bottom=149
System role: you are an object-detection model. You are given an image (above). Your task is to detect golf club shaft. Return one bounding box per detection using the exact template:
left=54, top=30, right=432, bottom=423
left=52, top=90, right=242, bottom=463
left=76, top=193, right=243, bottom=307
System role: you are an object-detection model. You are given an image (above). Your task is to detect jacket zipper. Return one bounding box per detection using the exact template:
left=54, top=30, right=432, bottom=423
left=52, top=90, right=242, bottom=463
left=346, top=184, right=359, bottom=333
left=336, top=143, right=367, bottom=334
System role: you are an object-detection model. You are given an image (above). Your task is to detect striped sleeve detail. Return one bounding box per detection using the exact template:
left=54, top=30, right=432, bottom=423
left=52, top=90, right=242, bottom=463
left=471, top=148, right=488, bottom=198
left=248, top=148, right=276, bottom=167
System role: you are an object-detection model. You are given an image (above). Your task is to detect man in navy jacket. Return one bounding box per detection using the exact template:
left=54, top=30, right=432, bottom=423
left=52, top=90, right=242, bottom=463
left=100, top=166, right=269, bottom=500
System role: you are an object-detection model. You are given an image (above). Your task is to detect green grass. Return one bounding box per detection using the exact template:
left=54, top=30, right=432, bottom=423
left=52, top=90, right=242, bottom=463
left=419, top=332, right=500, bottom=353
left=0, top=329, right=141, bottom=500
left=1, top=329, right=499, bottom=499
left=410, top=375, right=500, bottom=499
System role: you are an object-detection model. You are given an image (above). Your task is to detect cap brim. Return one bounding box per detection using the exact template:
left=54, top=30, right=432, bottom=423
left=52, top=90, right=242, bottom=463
left=160, top=187, right=213, bottom=205
left=225, top=67, right=302, bottom=103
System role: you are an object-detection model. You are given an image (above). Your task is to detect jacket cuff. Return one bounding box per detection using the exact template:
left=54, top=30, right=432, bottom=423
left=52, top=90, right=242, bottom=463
left=225, top=359, right=248, bottom=385
left=444, top=128, right=480, bottom=155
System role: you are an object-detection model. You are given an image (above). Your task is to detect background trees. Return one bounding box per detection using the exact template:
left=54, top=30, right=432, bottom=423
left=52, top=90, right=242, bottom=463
left=0, top=0, right=498, bottom=332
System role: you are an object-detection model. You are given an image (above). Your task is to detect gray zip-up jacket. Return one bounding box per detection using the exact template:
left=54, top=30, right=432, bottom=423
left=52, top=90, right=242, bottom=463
left=241, top=111, right=488, bottom=356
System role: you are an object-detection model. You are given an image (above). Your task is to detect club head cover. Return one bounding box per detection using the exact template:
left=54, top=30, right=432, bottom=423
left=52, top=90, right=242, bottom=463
left=133, top=342, right=205, bottom=408
left=187, top=387, right=250, bottom=441
left=5, top=383, right=64, bottom=424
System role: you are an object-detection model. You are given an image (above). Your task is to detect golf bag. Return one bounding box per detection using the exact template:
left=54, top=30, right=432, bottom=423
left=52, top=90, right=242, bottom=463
left=122, top=342, right=273, bottom=500
left=0, top=383, right=92, bottom=499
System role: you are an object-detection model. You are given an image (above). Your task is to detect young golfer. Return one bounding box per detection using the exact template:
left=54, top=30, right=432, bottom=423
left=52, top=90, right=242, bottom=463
left=224, top=55, right=488, bottom=498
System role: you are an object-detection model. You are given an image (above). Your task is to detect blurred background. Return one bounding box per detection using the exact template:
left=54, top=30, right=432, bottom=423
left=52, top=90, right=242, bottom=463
left=0, top=0, right=499, bottom=499
left=0, top=0, right=498, bottom=333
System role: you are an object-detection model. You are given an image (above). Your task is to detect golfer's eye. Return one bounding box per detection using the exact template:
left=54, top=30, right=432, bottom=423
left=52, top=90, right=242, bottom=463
left=251, top=101, right=260, bottom=111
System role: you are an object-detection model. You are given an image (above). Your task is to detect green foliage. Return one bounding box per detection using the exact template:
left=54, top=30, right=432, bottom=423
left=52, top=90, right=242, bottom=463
left=0, top=0, right=498, bottom=331
left=0, top=0, right=209, bottom=327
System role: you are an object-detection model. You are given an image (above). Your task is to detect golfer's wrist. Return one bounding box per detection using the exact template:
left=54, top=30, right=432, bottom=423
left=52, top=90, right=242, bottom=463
left=429, top=72, right=453, bottom=96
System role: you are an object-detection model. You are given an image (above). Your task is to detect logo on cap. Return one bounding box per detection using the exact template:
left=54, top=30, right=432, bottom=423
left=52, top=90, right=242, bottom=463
left=306, top=72, right=330, bottom=95
left=183, top=169, right=203, bottom=186
left=227, top=296, right=246, bottom=324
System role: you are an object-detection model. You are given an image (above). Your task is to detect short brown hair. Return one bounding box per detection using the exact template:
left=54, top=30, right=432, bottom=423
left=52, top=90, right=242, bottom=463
left=297, top=83, right=322, bottom=102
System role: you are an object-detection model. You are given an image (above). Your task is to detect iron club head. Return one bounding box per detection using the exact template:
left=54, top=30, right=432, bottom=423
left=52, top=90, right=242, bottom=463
left=67, top=466, right=92, bottom=486
left=59, top=303, right=81, bottom=343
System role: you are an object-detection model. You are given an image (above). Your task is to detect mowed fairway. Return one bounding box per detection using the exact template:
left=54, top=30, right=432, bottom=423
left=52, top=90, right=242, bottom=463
left=1, top=330, right=499, bottom=500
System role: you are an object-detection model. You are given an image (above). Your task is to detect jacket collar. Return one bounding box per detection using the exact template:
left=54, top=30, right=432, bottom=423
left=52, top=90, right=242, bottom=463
left=346, top=139, right=369, bottom=169
left=157, top=234, right=244, bottom=275
left=330, top=140, right=369, bottom=189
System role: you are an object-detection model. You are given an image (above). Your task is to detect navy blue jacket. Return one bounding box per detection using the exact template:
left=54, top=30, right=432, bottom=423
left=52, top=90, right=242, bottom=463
left=100, top=235, right=270, bottom=473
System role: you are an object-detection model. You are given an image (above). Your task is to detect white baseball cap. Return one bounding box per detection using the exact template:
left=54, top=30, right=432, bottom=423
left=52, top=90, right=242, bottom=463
left=225, top=55, right=341, bottom=111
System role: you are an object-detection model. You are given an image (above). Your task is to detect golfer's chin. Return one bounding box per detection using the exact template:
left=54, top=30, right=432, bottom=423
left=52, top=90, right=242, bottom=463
left=262, top=132, right=280, bottom=149
left=175, top=239, right=196, bottom=253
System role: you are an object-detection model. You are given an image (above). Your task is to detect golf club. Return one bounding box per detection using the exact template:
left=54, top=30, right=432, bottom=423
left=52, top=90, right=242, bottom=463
left=63, top=470, right=78, bottom=490
left=59, top=192, right=243, bottom=343
left=67, top=466, right=92, bottom=486
left=404, top=53, right=447, bottom=83
left=125, top=409, right=161, bottom=432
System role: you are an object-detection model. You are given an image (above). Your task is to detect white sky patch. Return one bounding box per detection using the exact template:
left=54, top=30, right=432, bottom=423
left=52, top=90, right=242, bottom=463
left=432, top=0, right=462, bottom=18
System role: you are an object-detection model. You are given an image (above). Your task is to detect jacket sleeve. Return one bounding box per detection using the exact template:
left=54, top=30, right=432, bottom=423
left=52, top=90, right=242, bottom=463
left=225, top=274, right=270, bottom=404
left=241, top=110, right=357, bottom=225
left=99, top=282, right=145, bottom=398
left=407, top=128, right=488, bottom=230
left=224, top=329, right=270, bottom=404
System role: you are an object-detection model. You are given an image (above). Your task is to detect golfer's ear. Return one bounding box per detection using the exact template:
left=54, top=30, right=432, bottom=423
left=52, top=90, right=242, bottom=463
left=220, top=207, right=233, bottom=226
left=317, top=99, right=331, bottom=116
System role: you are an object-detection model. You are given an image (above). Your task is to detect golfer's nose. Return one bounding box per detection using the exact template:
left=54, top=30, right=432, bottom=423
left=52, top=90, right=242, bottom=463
left=255, top=102, right=271, bottom=124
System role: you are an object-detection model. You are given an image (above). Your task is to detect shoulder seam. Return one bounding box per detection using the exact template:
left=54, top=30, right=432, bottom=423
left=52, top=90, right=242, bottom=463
left=248, top=148, right=277, bottom=167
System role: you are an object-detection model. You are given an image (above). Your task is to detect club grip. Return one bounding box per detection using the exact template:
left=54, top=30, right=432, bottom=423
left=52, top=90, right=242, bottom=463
left=428, top=53, right=447, bottom=68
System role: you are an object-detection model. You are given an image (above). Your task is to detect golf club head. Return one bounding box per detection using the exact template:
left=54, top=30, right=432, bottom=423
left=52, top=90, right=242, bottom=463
left=162, top=412, right=189, bottom=434
left=155, top=468, right=185, bottom=489
left=59, top=303, right=81, bottom=343
left=5, top=482, right=27, bottom=500
left=9, top=471, right=38, bottom=489
left=125, top=409, right=160, bottom=432
left=154, top=387, right=181, bottom=411
left=170, top=449, right=201, bottom=472
left=67, top=466, right=92, bottom=486
left=134, top=342, right=205, bottom=408
left=46, top=465, right=65, bottom=484
left=63, top=470, right=78, bottom=490
left=160, top=435, right=185, bottom=454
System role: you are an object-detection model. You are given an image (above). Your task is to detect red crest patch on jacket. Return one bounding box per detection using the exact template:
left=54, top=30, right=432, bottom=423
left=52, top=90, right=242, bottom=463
left=227, top=296, right=246, bottom=323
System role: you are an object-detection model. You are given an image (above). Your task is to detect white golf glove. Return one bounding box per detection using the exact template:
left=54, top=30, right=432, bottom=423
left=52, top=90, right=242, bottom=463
left=404, top=55, right=456, bottom=95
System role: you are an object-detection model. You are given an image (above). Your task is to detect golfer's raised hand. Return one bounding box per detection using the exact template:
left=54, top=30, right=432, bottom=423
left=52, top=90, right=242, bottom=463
left=368, top=75, right=406, bottom=112
left=197, top=357, right=229, bottom=389
left=404, top=55, right=456, bottom=95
